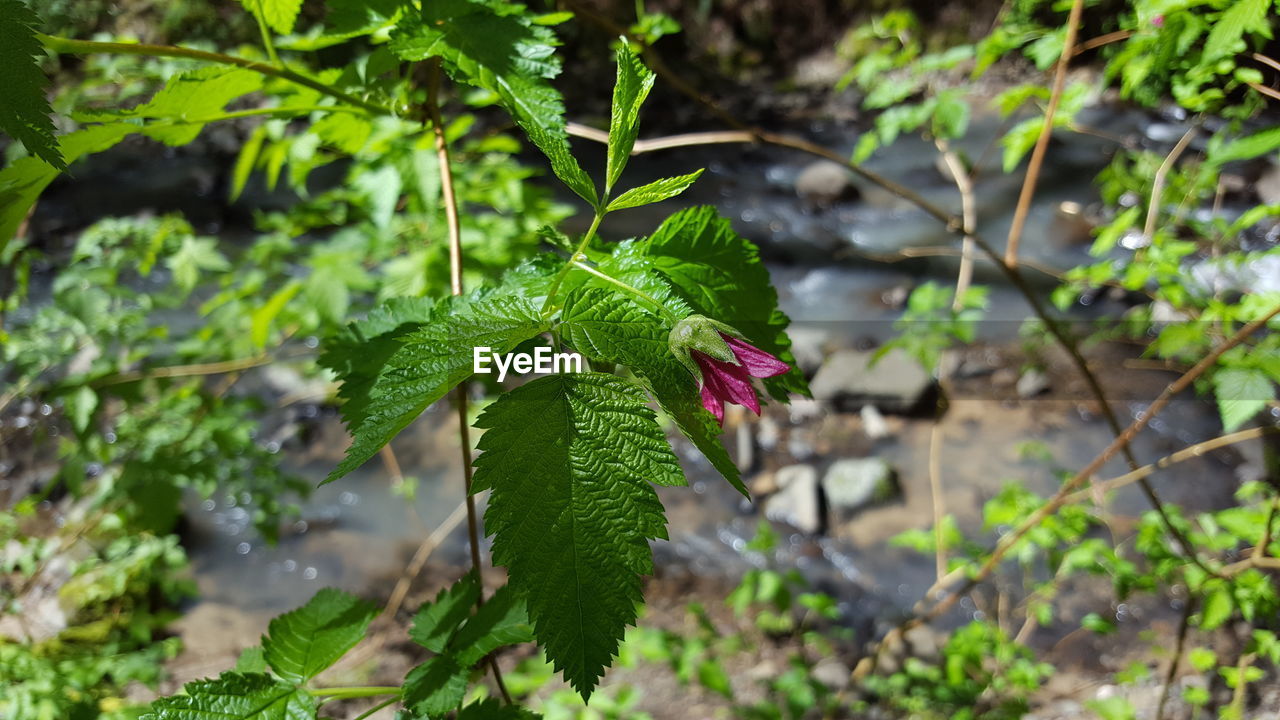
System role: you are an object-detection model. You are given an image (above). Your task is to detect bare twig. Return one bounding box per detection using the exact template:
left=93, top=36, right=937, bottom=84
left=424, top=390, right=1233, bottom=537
left=425, top=61, right=513, bottom=706
left=936, top=140, right=976, bottom=310
left=1072, top=30, right=1133, bottom=56
left=1004, top=0, right=1087, bottom=268
left=1247, top=82, right=1280, bottom=103
left=1156, top=596, right=1194, bottom=720
left=1065, top=426, right=1280, bottom=504
left=1144, top=126, right=1199, bottom=239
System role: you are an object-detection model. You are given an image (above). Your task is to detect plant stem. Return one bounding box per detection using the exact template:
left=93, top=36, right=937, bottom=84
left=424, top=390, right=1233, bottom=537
left=37, top=34, right=395, bottom=116
left=252, top=0, right=281, bottom=67
left=1156, top=596, right=1194, bottom=720
left=424, top=60, right=514, bottom=707
left=542, top=211, right=605, bottom=314
left=570, top=260, right=677, bottom=321
left=310, top=687, right=400, bottom=699
left=350, top=698, right=398, bottom=720
left=1004, top=0, right=1086, bottom=268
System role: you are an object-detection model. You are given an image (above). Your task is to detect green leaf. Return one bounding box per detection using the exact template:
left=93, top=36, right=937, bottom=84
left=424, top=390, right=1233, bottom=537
left=472, top=373, right=682, bottom=698
left=167, top=236, right=231, bottom=292
left=80, top=66, right=264, bottom=146
left=324, top=293, right=547, bottom=483
left=241, top=0, right=304, bottom=35
left=141, top=672, right=316, bottom=720
left=325, top=0, right=402, bottom=35
left=455, top=699, right=543, bottom=720
left=1203, top=0, right=1272, bottom=61
left=404, top=578, right=531, bottom=717
left=231, top=124, right=267, bottom=202
left=1200, top=584, right=1234, bottom=630
left=1213, top=367, right=1274, bottom=431
left=606, top=169, right=704, bottom=212
left=262, top=588, right=378, bottom=683
left=449, top=583, right=534, bottom=667
left=1210, top=126, right=1280, bottom=165
left=235, top=647, right=268, bottom=674
left=66, top=385, right=98, bottom=434
left=390, top=0, right=597, bottom=207
left=0, top=0, right=64, bottom=169
left=606, top=43, right=655, bottom=193
left=410, top=574, right=482, bottom=654
left=0, top=123, right=135, bottom=253
left=403, top=655, right=469, bottom=717
left=640, top=206, right=807, bottom=400
left=561, top=287, right=745, bottom=495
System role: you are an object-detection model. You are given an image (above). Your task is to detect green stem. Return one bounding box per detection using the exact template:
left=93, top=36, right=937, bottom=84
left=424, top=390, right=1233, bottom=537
left=37, top=34, right=397, bottom=117
left=571, top=259, right=677, bottom=322
left=350, top=698, right=399, bottom=720
left=252, top=0, right=281, bottom=67
left=541, top=211, right=604, bottom=314
left=161, top=105, right=369, bottom=126
left=309, top=686, right=400, bottom=699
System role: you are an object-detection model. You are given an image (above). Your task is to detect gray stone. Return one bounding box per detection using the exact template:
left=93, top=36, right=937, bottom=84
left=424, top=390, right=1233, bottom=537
left=1257, top=162, right=1280, bottom=205
left=1016, top=368, right=1051, bottom=398
left=822, top=458, right=898, bottom=512
left=810, top=348, right=933, bottom=413
left=764, top=464, right=820, bottom=534
left=795, top=161, right=860, bottom=206
left=811, top=659, right=851, bottom=690
left=787, top=326, right=829, bottom=376
left=860, top=405, right=890, bottom=440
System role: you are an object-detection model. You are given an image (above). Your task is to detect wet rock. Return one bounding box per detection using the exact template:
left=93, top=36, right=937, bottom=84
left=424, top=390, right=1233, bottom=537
left=787, top=326, right=829, bottom=376
left=811, top=659, right=851, bottom=690
left=903, top=624, right=942, bottom=663
left=750, top=471, right=779, bottom=496
left=764, top=464, right=820, bottom=534
left=736, top=420, right=755, bottom=473
left=795, top=161, right=860, bottom=207
left=810, top=348, right=933, bottom=413
left=787, top=397, right=824, bottom=423
left=860, top=405, right=890, bottom=440
left=757, top=416, right=781, bottom=451
left=1016, top=368, right=1051, bottom=398
left=793, top=50, right=849, bottom=88
left=1257, top=162, right=1280, bottom=205
left=822, top=458, right=898, bottom=513
left=788, top=425, right=817, bottom=460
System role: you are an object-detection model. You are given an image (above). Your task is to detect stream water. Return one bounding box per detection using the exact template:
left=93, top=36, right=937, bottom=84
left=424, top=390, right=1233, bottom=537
left=172, top=106, right=1261, bottom=654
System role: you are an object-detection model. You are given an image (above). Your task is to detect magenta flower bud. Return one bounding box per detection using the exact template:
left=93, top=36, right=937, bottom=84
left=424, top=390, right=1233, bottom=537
left=668, top=315, right=790, bottom=426
left=1152, top=14, right=1164, bottom=27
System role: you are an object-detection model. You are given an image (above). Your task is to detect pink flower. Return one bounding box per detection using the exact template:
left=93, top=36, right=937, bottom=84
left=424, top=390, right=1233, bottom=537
left=1152, top=14, right=1164, bottom=28
left=668, top=314, right=791, bottom=426
left=692, top=333, right=790, bottom=425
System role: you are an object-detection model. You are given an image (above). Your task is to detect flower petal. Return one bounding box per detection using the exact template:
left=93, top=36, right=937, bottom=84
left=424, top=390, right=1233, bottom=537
left=700, top=383, right=725, bottom=425
left=723, top=334, right=790, bottom=378
left=695, top=351, right=761, bottom=414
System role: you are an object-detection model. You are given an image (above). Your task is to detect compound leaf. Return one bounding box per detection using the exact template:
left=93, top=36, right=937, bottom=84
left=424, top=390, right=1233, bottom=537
left=561, top=287, right=744, bottom=495
left=390, top=0, right=596, bottom=207
left=1213, top=367, right=1273, bottom=432
left=472, top=373, right=681, bottom=697
left=409, top=573, right=482, bottom=654
left=638, top=206, right=808, bottom=400
left=141, top=672, right=316, bottom=720
left=606, top=43, right=655, bottom=193
left=240, top=0, right=304, bottom=35
left=324, top=293, right=547, bottom=483
left=0, top=0, right=63, bottom=169
left=262, top=588, right=378, bottom=683
left=606, top=169, right=704, bottom=212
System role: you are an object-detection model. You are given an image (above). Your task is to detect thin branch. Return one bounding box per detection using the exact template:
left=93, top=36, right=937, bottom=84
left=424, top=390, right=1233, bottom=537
left=252, top=0, right=281, bottom=67
left=1064, top=426, right=1280, bottom=504
left=1004, top=0, right=1087, bottom=268
left=94, top=354, right=275, bottom=385
left=1144, top=126, right=1198, bottom=239
left=1253, top=53, right=1280, bottom=74
left=1247, top=82, right=1280, bottom=103
left=1072, top=30, right=1133, bottom=56
left=1156, top=595, right=1194, bottom=720
left=424, top=61, right=513, bottom=706
left=936, top=140, right=976, bottom=310
left=38, top=34, right=396, bottom=116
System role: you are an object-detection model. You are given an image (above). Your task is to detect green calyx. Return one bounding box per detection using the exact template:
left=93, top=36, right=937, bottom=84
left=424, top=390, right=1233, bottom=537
left=668, top=314, right=741, bottom=380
